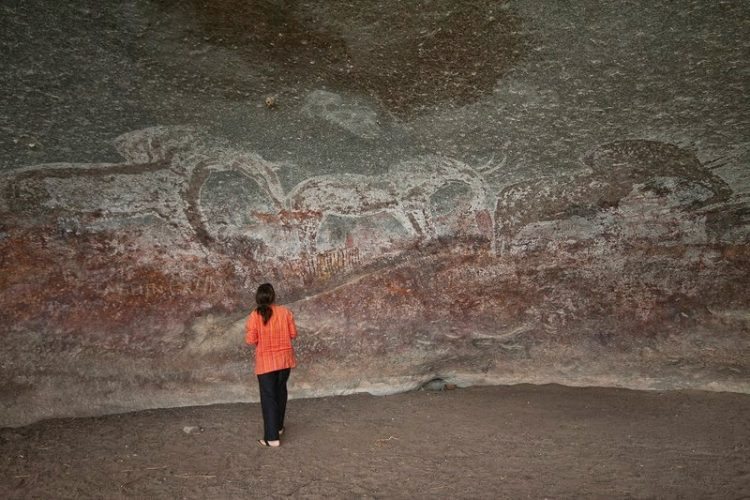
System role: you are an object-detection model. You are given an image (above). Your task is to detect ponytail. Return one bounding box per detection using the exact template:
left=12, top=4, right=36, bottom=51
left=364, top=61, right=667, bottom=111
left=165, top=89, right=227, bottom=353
left=255, top=283, right=275, bottom=325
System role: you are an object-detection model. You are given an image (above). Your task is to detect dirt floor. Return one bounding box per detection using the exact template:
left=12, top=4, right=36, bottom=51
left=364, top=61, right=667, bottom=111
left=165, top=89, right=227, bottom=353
left=1, top=384, right=749, bottom=499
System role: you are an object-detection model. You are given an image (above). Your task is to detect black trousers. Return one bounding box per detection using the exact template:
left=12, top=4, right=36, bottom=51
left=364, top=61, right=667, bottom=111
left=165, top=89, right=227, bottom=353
left=257, top=368, right=291, bottom=441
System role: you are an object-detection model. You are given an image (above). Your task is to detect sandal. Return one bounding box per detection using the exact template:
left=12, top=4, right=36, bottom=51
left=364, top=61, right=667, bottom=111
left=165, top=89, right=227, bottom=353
left=278, top=427, right=285, bottom=436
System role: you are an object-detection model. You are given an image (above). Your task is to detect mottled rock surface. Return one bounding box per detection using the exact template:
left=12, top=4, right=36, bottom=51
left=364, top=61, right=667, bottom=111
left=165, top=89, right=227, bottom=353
left=1, top=0, right=748, bottom=426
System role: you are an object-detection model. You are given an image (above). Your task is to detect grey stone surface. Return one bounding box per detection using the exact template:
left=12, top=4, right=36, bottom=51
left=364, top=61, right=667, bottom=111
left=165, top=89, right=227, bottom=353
left=0, top=0, right=748, bottom=426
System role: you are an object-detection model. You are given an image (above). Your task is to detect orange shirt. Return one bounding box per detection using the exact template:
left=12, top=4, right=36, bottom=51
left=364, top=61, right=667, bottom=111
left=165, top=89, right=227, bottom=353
left=245, top=304, right=298, bottom=375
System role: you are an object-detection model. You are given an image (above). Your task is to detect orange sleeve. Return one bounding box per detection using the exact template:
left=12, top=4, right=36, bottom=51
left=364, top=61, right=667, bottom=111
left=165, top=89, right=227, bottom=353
left=245, top=311, right=259, bottom=345
left=287, top=309, right=298, bottom=340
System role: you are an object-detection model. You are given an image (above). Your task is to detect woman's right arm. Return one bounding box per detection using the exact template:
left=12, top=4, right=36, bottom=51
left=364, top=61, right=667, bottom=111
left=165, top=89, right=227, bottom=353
left=287, top=309, right=298, bottom=340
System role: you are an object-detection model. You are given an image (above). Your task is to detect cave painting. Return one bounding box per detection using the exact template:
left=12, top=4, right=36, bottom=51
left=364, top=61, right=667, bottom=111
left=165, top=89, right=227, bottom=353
left=2, top=128, right=739, bottom=277
left=197, top=151, right=502, bottom=259
left=1, top=127, right=501, bottom=278
left=494, top=140, right=735, bottom=254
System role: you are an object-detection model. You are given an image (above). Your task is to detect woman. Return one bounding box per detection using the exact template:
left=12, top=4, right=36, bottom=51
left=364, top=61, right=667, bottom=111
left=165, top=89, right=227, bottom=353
left=245, top=283, right=298, bottom=447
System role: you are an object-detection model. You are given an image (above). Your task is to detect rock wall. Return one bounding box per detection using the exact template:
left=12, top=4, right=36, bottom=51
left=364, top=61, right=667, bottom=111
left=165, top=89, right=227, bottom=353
left=1, top=0, right=748, bottom=426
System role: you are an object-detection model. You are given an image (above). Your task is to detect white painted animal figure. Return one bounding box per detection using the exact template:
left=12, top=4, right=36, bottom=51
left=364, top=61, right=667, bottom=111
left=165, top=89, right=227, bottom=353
left=205, top=152, right=503, bottom=255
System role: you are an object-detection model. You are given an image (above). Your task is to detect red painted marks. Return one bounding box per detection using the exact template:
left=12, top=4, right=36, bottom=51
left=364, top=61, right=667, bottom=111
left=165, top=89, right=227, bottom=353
left=0, top=222, right=242, bottom=348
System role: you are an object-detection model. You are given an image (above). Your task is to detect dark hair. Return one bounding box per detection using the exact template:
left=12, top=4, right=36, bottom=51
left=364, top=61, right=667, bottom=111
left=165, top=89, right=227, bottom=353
left=255, top=283, right=275, bottom=325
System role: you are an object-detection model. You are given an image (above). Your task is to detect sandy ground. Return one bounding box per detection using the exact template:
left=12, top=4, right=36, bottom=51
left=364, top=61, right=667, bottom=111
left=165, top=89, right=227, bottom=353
left=1, top=384, right=749, bottom=499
